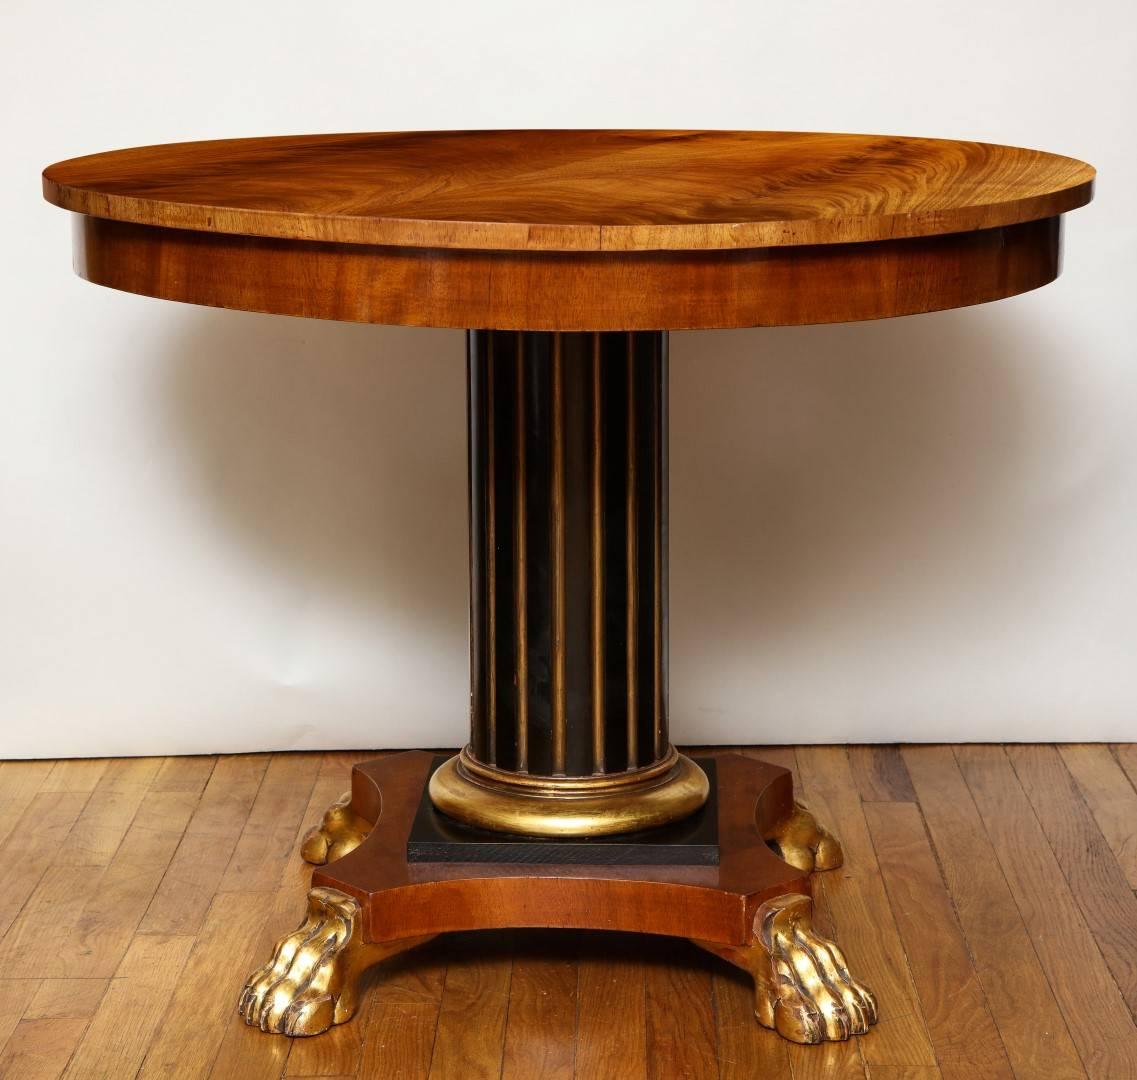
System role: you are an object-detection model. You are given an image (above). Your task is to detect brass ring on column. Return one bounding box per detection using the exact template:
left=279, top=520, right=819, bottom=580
left=428, top=747, right=709, bottom=837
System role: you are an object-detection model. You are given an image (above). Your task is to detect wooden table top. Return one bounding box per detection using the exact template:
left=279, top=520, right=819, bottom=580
left=43, top=130, right=1095, bottom=330
left=44, top=129, right=1093, bottom=252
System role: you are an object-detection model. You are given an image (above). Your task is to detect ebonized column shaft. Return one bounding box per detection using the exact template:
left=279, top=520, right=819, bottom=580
left=468, top=330, right=669, bottom=778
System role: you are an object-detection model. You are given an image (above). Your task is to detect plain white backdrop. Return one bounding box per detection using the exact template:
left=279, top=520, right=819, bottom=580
left=2, top=0, right=1134, bottom=757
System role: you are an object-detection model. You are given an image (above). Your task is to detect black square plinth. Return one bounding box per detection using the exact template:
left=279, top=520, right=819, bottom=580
left=406, top=757, right=719, bottom=866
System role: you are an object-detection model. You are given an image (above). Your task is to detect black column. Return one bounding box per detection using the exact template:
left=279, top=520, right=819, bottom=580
left=467, top=330, right=669, bottom=779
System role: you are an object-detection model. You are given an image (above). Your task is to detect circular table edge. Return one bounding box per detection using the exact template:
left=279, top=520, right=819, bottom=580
left=43, top=174, right=1095, bottom=253
left=69, top=212, right=1067, bottom=331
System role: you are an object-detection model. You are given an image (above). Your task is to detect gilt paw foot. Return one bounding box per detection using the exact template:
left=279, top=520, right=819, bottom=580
left=238, top=886, right=431, bottom=1036
left=766, top=802, right=843, bottom=872
left=693, top=893, right=877, bottom=1044
left=300, top=792, right=370, bottom=865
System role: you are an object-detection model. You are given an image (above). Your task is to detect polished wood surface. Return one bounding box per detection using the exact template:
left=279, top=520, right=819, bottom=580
left=47, top=130, right=1093, bottom=331
left=314, top=752, right=807, bottom=945
left=2, top=744, right=1135, bottom=1078
left=44, top=130, right=1092, bottom=251
left=73, top=213, right=1062, bottom=331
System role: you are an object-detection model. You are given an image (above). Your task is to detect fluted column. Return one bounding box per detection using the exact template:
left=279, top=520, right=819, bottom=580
left=429, top=330, right=707, bottom=837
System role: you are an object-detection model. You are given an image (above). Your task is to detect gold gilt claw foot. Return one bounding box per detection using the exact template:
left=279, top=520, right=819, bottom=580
left=765, top=801, right=843, bottom=872
left=239, top=887, right=432, bottom=1036
left=301, top=792, right=371, bottom=865
left=694, top=894, right=877, bottom=1044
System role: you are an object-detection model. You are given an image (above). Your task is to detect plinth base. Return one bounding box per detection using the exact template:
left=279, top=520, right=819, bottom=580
left=427, top=747, right=712, bottom=840
left=410, top=755, right=720, bottom=865
left=239, top=751, right=877, bottom=1045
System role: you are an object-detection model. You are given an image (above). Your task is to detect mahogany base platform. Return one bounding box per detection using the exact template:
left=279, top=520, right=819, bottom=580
left=238, top=751, right=877, bottom=1045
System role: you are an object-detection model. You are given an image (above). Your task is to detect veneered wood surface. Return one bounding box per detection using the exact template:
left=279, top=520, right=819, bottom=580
left=43, top=130, right=1093, bottom=251
left=73, top=213, right=1062, bottom=331
left=45, top=130, right=1093, bottom=332
left=316, top=751, right=810, bottom=946
left=2, top=745, right=1137, bottom=1077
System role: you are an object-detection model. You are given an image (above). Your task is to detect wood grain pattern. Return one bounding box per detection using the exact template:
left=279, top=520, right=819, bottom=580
left=793, top=747, right=935, bottom=1069
left=0, top=1018, right=87, bottom=1080
left=43, top=131, right=1093, bottom=251
left=847, top=746, right=917, bottom=803
left=956, top=746, right=1137, bottom=1076
left=1059, top=745, right=1137, bottom=890
left=902, top=746, right=1087, bottom=1080
left=644, top=942, right=717, bottom=1080
left=23, top=981, right=107, bottom=1022
left=0, top=792, right=90, bottom=941
left=864, top=802, right=1012, bottom=1080
left=427, top=934, right=512, bottom=1080
left=3, top=744, right=1135, bottom=1079
left=360, top=1001, right=437, bottom=1080
left=1008, top=745, right=1137, bottom=1016
left=501, top=933, right=577, bottom=1080
left=574, top=933, right=647, bottom=1080
left=72, top=213, right=1063, bottom=332
left=0, top=981, right=42, bottom=1058
left=0, top=763, right=55, bottom=850
left=62, top=934, right=194, bottom=1079
left=139, top=755, right=270, bottom=936
left=45, top=130, right=1093, bottom=332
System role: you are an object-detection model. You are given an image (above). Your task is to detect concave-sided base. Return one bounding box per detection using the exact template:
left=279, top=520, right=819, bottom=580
left=239, top=751, right=877, bottom=1045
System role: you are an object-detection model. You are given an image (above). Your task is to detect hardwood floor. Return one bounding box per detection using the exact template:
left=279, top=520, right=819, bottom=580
left=1, top=745, right=1136, bottom=1079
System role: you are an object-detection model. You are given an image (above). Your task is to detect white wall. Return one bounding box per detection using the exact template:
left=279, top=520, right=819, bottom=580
left=2, top=0, right=1134, bottom=757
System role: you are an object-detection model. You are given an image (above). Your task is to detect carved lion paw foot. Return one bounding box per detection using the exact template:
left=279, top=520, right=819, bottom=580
left=300, top=792, right=370, bottom=865
left=759, top=894, right=877, bottom=1042
left=239, top=887, right=434, bottom=1037
left=692, top=893, right=877, bottom=1044
left=240, top=887, right=369, bottom=1036
left=766, top=802, right=843, bottom=873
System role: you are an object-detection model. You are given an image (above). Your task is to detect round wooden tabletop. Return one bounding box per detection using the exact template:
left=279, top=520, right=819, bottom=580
left=43, top=130, right=1094, bottom=331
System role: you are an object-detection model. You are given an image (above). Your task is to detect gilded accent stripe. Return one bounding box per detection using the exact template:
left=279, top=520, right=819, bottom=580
left=653, top=335, right=664, bottom=759
left=551, top=334, right=567, bottom=775
left=590, top=333, right=605, bottom=774
left=467, top=334, right=479, bottom=758
left=466, top=330, right=675, bottom=781
left=486, top=334, right=497, bottom=764
left=626, top=332, right=638, bottom=769
left=514, top=334, right=529, bottom=772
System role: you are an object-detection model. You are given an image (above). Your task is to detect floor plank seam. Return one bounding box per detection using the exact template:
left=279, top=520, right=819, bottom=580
left=1005, top=745, right=1137, bottom=1034
left=1109, top=744, right=1137, bottom=792
left=134, top=756, right=221, bottom=936
left=707, top=949, right=723, bottom=1080
left=497, top=941, right=515, bottom=1080
left=1, top=779, right=100, bottom=941
left=8, top=746, right=1137, bottom=1079
left=906, top=797, right=1018, bottom=1075
left=953, top=745, right=1115, bottom=1078
left=800, top=747, right=928, bottom=1073
left=213, top=752, right=276, bottom=893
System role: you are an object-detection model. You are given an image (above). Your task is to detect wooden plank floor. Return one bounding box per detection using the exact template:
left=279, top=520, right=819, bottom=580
left=1, top=745, right=1136, bottom=1079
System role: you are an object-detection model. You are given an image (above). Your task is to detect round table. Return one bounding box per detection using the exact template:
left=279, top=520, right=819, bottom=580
left=43, top=130, right=1094, bottom=1045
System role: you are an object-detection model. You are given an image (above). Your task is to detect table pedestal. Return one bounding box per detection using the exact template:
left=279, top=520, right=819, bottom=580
left=434, top=330, right=707, bottom=837
left=238, top=331, right=878, bottom=1045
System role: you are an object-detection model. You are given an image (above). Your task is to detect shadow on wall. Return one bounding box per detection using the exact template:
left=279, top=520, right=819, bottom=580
left=669, top=303, right=1074, bottom=726
left=157, top=315, right=468, bottom=638
left=153, top=300, right=1069, bottom=714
